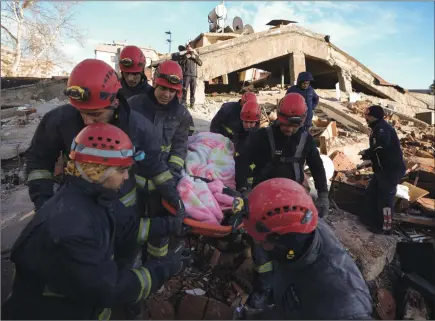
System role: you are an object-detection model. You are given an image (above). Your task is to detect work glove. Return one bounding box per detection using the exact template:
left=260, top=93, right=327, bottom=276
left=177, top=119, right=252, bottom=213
left=168, top=163, right=183, bottom=181
left=149, top=216, right=188, bottom=238
left=315, top=192, right=330, bottom=218
left=358, top=149, right=371, bottom=161
left=156, top=179, right=186, bottom=218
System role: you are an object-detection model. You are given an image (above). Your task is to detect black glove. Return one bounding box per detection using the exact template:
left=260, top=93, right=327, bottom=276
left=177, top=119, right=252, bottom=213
left=149, top=216, right=187, bottom=238
left=359, top=149, right=371, bottom=161
left=168, top=163, right=183, bottom=181
left=315, top=192, right=330, bottom=218
left=156, top=179, right=185, bottom=216
left=34, top=196, right=50, bottom=211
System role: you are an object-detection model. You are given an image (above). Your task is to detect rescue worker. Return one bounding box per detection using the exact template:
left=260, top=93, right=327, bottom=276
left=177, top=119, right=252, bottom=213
left=238, top=178, right=373, bottom=319
left=1, top=124, right=191, bottom=320
left=235, top=93, right=329, bottom=308
left=286, top=71, right=319, bottom=130
left=155, top=63, right=196, bottom=136
left=209, top=92, right=257, bottom=139
left=234, top=100, right=262, bottom=187
left=359, top=105, right=405, bottom=234
left=118, top=45, right=152, bottom=99
left=172, top=43, right=202, bottom=107
left=128, top=60, right=191, bottom=261
left=25, top=59, right=185, bottom=268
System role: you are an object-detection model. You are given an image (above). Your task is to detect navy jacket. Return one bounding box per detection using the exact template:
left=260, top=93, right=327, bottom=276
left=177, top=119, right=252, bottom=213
left=209, top=101, right=243, bottom=140
left=119, top=77, right=152, bottom=99
left=286, top=72, right=319, bottom=128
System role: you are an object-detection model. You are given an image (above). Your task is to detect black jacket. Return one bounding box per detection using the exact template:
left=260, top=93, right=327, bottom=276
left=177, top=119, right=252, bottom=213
left=128, top=89, right=191, bottom=175
left=262, top=220, right=373, bottom=319
left=363, top=119, right=405, bottom=180
left=119, top=77, right=152, bottom=99
left=172, top=52, right=202, bottom=77
left=210, top=101, right=243, bottom=140
left=1, top=177, right=164, bottom=320
left=235, top=125, right=327, bottom=193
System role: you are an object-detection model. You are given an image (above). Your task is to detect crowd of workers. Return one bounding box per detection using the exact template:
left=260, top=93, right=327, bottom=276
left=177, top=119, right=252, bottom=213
left=1, top=43, right=405, bottom=320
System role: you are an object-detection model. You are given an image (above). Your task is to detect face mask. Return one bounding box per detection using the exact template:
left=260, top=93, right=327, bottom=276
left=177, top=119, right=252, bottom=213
left=265, top=232, right=314, bottom=262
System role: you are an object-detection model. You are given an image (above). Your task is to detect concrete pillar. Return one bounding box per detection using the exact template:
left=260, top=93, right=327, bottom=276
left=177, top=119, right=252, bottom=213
left=289, top=51, right=306, bottom=86
left=337, top=69, right=352, bottom=95
left=281, top=68, right=285, bottom=88
left=222, top=74, right=229, bottom=85
left=195, top=78, right=205, bottom=106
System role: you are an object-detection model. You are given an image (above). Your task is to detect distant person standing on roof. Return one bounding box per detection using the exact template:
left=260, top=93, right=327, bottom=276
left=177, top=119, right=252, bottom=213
left=118, top=45, right=152, bottom=99
left=286, top=71, right=319, bottom=130
left=172, top=43, right=202, bottom=108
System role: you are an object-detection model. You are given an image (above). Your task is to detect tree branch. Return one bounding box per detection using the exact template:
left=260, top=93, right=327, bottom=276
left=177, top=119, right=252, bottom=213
left=1, top=23, right=17, bottom=43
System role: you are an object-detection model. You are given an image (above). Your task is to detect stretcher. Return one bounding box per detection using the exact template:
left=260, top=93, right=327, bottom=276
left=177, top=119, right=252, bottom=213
left=162, top=176, right=247, bottom=238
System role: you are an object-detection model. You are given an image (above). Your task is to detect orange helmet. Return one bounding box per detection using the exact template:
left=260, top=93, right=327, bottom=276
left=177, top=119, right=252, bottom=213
left=241, top=92, right=257, bottom=106
left=154, top=60, right=183, bottom=91
left=69, top=123, right=136, bottom=167
left=277, top=93, right=307, bottom=126
left=119, top=46, right=146, bottom=73
left=244, top=178, right=318, bottom=243
left=65, top=59, right=121, bottom=110
left=240, top=100, right=261, bottom=122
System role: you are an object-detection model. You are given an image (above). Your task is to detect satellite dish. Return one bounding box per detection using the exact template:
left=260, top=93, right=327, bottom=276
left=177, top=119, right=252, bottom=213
left=233, top=16, right=244, bottom=34
left=243, top=24, right=254, bottom=35
left=208, top=2, right=227, bottom=33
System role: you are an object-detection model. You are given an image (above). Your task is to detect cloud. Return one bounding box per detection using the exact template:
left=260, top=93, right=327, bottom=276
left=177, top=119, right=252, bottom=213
left=226, top=1, right=399, bottom=50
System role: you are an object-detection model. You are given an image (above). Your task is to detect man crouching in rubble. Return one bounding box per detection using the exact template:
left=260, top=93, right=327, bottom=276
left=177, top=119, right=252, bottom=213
left=235, top=178, right=373, bottom=320
left=118, top=45, right=152, bottom=99
left=1, top=124, right=190, bottom=320
left=235, top=93, right=329, bottom=309
left=359, top=105, right=406, bottom=234
left=210, top=91, right=257, bottom=139
left=128, top=60, right=191, bottom=261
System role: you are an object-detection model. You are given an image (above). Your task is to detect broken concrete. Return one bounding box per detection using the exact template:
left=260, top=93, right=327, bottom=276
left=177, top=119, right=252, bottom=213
left=318, top=98, right=371, bottom=134
left=327, top=211, right=399, bottom=281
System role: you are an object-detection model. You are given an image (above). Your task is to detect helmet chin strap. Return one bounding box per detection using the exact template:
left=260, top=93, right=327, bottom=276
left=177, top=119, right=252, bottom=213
left=75, top=161, right=117, bottom=185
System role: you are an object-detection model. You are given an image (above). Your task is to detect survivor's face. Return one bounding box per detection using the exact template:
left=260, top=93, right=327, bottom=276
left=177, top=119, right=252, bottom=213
left=243, top=121, right=257, bottom=130
left=279, top=123, right=300, bottom=136
left=300, top=81, right=310, bottom=90
left=79, top=102, right=117, bottom=125
left=123, top=72, right=142, bottom=88
left=102, top=166, right=130, bottom=191
left=154, top=85, right=177, bottom=105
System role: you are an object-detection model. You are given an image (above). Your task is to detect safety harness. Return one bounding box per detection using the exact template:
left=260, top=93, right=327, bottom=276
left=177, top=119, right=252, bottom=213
left=257, top=127, right=309, bottom=184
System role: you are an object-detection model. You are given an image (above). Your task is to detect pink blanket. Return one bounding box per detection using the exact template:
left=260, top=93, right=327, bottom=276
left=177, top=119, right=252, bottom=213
left=177, top=175, right=235, bottom=225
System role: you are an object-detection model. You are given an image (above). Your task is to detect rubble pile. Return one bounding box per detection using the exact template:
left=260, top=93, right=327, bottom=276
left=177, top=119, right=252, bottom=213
left=138, top=238, right=253, bottom=320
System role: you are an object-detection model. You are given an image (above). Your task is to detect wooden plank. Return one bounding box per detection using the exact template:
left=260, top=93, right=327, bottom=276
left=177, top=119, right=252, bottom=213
left=394, top=213, right=435, bottom=227
left=401, top=182, right=430, bottom=203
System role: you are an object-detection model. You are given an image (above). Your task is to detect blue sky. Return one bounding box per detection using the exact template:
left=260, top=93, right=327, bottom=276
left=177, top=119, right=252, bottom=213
left=61, top=1, right=434, bottom=89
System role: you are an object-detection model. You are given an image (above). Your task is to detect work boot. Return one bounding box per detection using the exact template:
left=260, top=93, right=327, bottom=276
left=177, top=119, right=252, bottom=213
left=189, top=102, right=194, bottom=108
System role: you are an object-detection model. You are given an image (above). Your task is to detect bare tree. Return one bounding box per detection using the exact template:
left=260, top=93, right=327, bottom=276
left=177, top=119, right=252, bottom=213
left=430, top=80, right=434, bottom=95
left=1, top=0, right=85, bottom=76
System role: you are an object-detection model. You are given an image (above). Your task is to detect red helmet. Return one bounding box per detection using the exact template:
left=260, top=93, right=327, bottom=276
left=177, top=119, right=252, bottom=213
left=240, top=100, right=261, bottom=122
left=244, top=178, right=318, bottom=242
left=69, top=123, right=135, bottom=167
left=65, top=59, right=121, bottom=110
left=241, top=92, right=257, bottom=106
left=154, top=60, right=183, bottom=91
left=119, top=46, right=146, bottom=73
left=277, top=93, right=307, bottom=126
